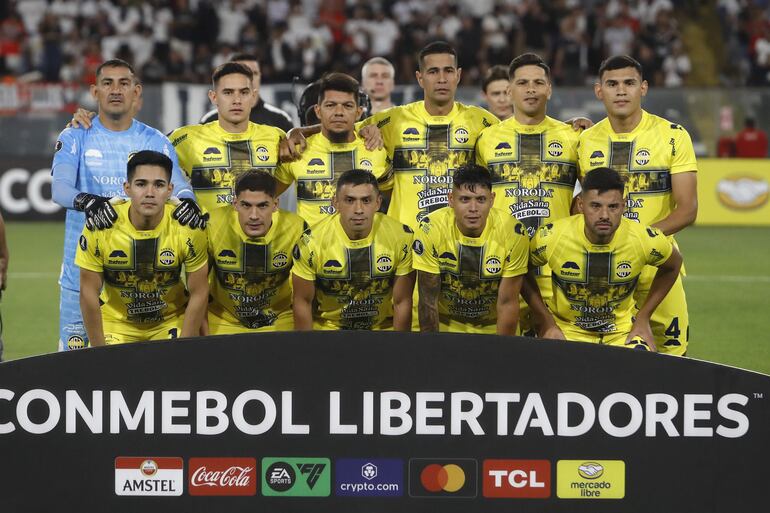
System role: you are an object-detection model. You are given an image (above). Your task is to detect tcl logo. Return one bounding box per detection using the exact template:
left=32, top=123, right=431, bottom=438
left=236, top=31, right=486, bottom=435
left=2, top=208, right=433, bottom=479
left=482, top=460, right=551, bottom=498
left=188, top=458, right=257, bottom=496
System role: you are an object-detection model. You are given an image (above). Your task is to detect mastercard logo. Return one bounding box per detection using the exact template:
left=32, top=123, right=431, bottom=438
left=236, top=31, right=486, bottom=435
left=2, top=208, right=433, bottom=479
left=409, top=458, right=477, bottom=497
left=420, top=464, right=466, bottom=492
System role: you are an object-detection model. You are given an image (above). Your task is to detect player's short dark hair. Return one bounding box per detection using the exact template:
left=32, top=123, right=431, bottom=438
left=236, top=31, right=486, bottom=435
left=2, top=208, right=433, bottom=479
left=234, top=170, right=277, bottom=197
left=598, top=55, right=643, bottom=80
left=482, top=65, right=510, bottom=92
left=335, top=169, right=380, bottom=196
left=452, top=164, right=493, bottom=192
left=317, top=72, right=360, bottom=106
left=230, top=53, right=259, bottom=64
left=418, top=41, right=458, bottom=70
left=126, top=150, right=173, bottom=182
left=96, top=59, right=136, bottom=80
left=508, top=53, right=551, bottom=81
left=581, top=167, right=625, bottom=195
left=212, top=62, right=253, bottom=88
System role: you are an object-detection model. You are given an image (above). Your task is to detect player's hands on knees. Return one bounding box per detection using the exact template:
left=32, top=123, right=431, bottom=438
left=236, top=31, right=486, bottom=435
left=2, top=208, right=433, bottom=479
left=566, top=117, right=594, bottom=131
left=171, top=197, right=208, bottom=230
left=74, top=193, right=119, bottom=231
left=67, top=108, right=97, bottom=129
left=625, top=321, right=657, bottom=352
left=359, top=125, right=384, bottom=151
left=280, top=129, right=307, bottom=162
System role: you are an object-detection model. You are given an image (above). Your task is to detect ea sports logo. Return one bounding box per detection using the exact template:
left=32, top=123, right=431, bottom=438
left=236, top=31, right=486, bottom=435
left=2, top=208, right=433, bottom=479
left=273, top=252, right=288, bottom=268
left=547, top=141, right=563, bottom=157
left=159, top=250, right=175, bottom=265
left=376, top=255, right=393, bottom=273
left=256, top=146, right=270, bottom=162
left=140, top=460, right=158, bottom=477
left=454, top=128, right=469, bottom=144
left=266, top=462, right=295, bottom=492
left=616, top=262, right=631, bottom=278
left=634, top=149, right=650, bottom=166
left=485, top=257, right=502, bottom=274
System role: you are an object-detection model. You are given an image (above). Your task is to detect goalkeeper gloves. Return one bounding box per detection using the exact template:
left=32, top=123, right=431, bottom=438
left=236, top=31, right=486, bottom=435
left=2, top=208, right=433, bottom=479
left=74, top=193, right=118, bottom=231
left=172, top=198, right=208, bottom=230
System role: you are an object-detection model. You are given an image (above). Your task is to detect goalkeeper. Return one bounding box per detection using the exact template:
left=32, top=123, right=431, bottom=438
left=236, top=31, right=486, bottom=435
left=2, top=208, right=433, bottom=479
left=51, top=59, right=203, bottom=351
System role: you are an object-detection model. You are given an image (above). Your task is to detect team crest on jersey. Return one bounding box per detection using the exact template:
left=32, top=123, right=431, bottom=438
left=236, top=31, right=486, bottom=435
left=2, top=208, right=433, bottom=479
left=635, top=148, right=651, bottom=166
left=376, top=255, right=393, bottom=273
left=159, top=249, right=176, bottom=266
left=616, top=261, right=632, bottom=278
left=272, top=252, right=288, bottom=268
left=256, top=146, right=270, bottom=162
left=454, top=127, right=469, bottom=144
left=485, top=257, right=502, bottom=274
left=359, top=159, right=373, bottom=170
left=67, top=335, right=86, bottom=350
left=547, top=141, right=564, bottom=157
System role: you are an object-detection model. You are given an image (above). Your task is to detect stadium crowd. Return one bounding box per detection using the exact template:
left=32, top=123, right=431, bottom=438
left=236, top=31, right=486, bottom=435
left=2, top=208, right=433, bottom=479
left=4, top=0, right=765, bottom=87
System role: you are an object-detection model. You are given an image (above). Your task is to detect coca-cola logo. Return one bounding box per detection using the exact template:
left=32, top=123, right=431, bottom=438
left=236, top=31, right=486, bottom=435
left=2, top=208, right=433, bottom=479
left=188, top=458, right=257, bottom=496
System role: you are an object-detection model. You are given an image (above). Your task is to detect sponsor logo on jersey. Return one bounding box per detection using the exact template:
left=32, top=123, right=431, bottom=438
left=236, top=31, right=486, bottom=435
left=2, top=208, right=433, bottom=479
left=454, top=127, right=470, bottom=144
left=590, top=150, right=604, bottom=159
left=403, top=127, right=419, bottom=135
left=376, top=255, right=393, bottom=273
left=171, top=134, right=187, bottom=146
left=262, top=457, right=331, bottom=497
left=717, top=175, right=769, bottom=210
left=272, top=252, right=288, bottom=268
left=218, top=249, right=236, bottom=258
left=115, top=457, right=183, bottom=496
left=204, top=147, right=221, bottom=155
left=439, top=251, right=457, bottom=262
left=634, top=148, right=651, bottom=166
left=616, top=261, right=632, bottom=278
left=255, top=146, right=270, bottom=162
left=335, top=458, right=403, bottom=497
left=485, top=257, right=502, bottom=274
left=495, top=142, right=512, bottom=150
left=188, top=457, right=257, bottom=496
left=109, top=250, right=127, bottom=258
left=482, top=459, right=551, bottom=499
left=556, top=460, right=625, bottom=499
left=649, top=248, right=665, bottom=262
left=308, top=158, right=325, bottom=166
left=548, top=141, right=564, bottom=157
left=85, top=149, right=103, bottom=159
left=561, top=261, right=580, bottom=276
left=159, top=249, right=175, bottom=266
left=323, top=259, right=344, bottom=273
left=408, top=458, right=477, bottom=498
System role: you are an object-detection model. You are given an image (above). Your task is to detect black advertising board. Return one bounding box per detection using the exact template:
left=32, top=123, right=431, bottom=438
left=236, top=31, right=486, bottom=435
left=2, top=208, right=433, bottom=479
left=0, top=332, right=767, bottom=512
left=0, top=156, right=63, bottom=220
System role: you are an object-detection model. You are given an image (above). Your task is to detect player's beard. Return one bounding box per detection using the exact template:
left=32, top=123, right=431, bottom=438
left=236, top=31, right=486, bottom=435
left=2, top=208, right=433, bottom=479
left=328, top=129, right=352, bottom=144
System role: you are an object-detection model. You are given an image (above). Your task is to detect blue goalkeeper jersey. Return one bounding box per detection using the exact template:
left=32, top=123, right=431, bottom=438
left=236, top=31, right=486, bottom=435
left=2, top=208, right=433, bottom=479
left=52, top=117, right=193, bottom=291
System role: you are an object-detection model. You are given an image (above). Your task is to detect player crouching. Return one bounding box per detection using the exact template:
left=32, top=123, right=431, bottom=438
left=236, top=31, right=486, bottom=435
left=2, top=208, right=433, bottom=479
left=76, top=151, right=209, bottom=345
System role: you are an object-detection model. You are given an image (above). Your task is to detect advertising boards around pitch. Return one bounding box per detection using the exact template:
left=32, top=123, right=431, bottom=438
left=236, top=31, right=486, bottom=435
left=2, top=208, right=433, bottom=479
left=0, top=156, right=63, bottom=220
left=0, top=332, right=768, bottom=512
left=696, top=158, right=770, bottom=225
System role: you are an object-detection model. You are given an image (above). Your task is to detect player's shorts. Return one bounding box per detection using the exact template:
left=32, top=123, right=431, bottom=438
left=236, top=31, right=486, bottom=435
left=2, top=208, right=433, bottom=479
left=558, top=324, right=637, bottom=348
left=519, top=274, right=552, bottom=337
left=102, top=319, right=183, bottom=345
left=634, top=267, right=689, bottom=356
left=207, top=310, right=294, bottom=335
left=59, top=287, right=88, bottom=351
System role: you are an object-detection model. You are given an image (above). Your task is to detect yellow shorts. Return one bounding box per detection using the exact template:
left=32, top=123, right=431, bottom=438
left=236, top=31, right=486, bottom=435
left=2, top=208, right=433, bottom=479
left=519, top=274, right=552, bottom=337
left=558, top=325, right=638, bottom=348
left=635, top=268, right=689, bottom=356
left=102, top=319, right=183, bottom=345
left=207, top=310, right=294, bottom=335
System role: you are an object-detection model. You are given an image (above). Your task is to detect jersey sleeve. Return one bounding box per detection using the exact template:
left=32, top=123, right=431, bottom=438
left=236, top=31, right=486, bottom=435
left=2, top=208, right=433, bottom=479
left=640, top=225, right=674, bottom=267
left=51, top=128, right=82, bottom=209
left=375, top=153, right=394, bottom=191
left=474, top=127, right=490, bottom=168
left=291, top=230, right=317, bottom=281
left=274, top=161, right=295, bottom=186
left=153, top=133, right=195, bottom=200
left=74, top=227, right=103, bottom=273
left=169, top=126, right=193, bottom=179
left=669, top=124, right=698, bottom=174
left=529, top=224, right=551, bottom=267
left=357, top=109, right=395, bottom=156
left=411, top=220, right=440, bottom=274
left=395, top=225, right=414, bottom=276
left=183, top=226, right=209, bottom=273
left=503, top=222, right=530, bottom=277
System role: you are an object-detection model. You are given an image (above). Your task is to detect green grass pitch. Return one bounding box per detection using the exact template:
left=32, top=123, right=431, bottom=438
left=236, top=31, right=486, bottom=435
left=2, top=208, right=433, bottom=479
left=2, top=222, right=769, bottom=375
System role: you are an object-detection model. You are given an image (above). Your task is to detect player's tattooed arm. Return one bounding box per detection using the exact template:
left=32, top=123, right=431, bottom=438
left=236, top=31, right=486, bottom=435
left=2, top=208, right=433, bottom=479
left=79, top=269, right=106, bottom=346
left=521, top=271, right=565, bottom=340
left=393, top=271, right=416, bottom=331
left=292, top=274, right=316, bottom=330
left=418, top=271, right=441, bottom=332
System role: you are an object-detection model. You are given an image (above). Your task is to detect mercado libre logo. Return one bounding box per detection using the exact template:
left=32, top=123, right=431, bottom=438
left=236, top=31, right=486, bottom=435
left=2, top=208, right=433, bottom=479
left=408, top=458, right=477, bottom=498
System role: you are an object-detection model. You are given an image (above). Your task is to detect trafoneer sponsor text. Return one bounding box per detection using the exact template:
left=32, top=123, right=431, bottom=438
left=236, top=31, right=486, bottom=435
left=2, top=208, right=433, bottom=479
left=0, top=389, right=749, bottom=438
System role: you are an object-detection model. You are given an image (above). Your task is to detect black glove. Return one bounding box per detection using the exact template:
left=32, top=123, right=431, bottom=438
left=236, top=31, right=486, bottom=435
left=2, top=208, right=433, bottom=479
left=74, top=193, right=118, bottom=231
left=172, top=198, right=208, bottom=229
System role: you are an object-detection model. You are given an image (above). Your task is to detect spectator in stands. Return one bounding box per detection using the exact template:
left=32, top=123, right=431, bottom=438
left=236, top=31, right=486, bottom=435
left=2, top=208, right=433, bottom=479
left=735, top=117, right=769, bottom=158
left=481, top=65, right=513, bottom=120
left=361, top=56, right=396, bottom=114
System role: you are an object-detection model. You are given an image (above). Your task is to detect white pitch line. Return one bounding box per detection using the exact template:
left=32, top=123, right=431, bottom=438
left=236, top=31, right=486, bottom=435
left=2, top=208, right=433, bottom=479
left=686, top=275, right=770, bottom=283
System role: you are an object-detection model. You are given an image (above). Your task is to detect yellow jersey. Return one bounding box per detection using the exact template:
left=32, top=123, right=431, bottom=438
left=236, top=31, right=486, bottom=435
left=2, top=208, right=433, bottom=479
left=292, top=213, right=414, bottom=330
left=577, top=110, right=698, bottom=227
left=411, top=207, right=529, bottom=333
left=360, top=101, right=499, bottom=230
left=475, top=115, right=579, bottom=238
left=207, top=207, right=307, bottom=331
left=75, top=201, right=208, bottom=326
left=169, top=121, right=285, bottom=213
left=529, top=215, right=674, bottom=338
left=275, top=132, right=393, bottom=226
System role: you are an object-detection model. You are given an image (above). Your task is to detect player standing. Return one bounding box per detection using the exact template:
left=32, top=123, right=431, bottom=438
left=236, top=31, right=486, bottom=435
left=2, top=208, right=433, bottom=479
left=292, top=170, right=415, bottom=331
left=413, top=164, right=529, bottom=334
left=578, top=55, right=697, bottom=355
left=207, top=171, right=306, bottom=333
left=76, top=151, right=208, bottom=345
left=275, top=73, right=392, bottom=226
left=51, top=59, right=200, bottom=351
left=527, top=168, right=683, bottom=349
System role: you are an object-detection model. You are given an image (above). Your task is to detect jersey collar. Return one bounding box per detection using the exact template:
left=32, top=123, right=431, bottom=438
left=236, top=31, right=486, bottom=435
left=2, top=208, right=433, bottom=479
left=333, top=213, right=378, bottom=248
left=417, top=101, right=460, bottom=123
